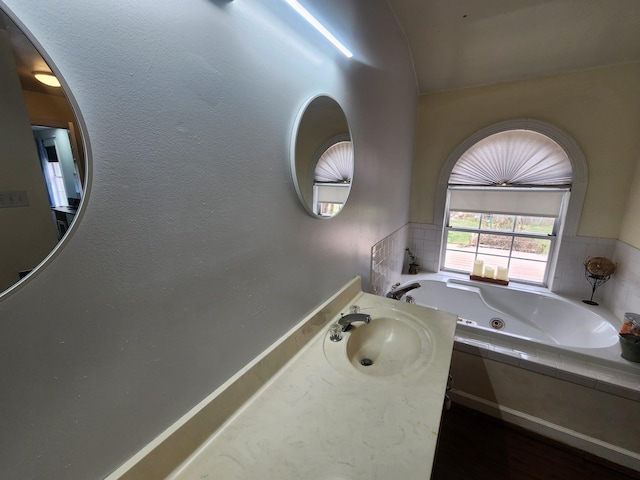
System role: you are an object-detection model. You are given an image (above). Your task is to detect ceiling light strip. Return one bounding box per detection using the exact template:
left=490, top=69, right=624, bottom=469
left=284, top=0, right=353, bottom=58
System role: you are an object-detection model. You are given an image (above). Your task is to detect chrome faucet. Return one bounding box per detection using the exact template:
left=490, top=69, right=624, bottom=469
left=386, top=282, right=421, bottom=300
left=337, top=312, right=371, bottom=331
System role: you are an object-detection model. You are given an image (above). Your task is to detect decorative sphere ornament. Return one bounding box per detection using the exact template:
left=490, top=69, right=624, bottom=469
left=585, top=257, right=616, bottom=278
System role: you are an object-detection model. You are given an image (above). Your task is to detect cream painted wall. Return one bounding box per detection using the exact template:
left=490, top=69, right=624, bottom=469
left=0, top=1, right=417, bottom=478
left=620, top=155, right=640, bottom=248
left=411, top=62, right=640, bottom=240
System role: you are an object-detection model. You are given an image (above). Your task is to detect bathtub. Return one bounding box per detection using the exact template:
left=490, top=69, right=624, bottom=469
left=394, top=273, right=640, bottom=373
left=392, top=274, right=640, bottom=470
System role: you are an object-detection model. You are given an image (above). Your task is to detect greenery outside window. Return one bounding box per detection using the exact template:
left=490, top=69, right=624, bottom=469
left=443, top=185, right=569, bottom=285
left=443, top=208, right=563, bottom=284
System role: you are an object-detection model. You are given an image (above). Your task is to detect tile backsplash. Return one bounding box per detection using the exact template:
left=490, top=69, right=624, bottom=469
left=604, top=240, right=640, bottom=320
left=369, top=225, right=409, bottom=296
left=551, top=235, right=616, bottom=299
left=406, top=223, right=442, bottom=274
left=371, top=222, right=638, bottom=322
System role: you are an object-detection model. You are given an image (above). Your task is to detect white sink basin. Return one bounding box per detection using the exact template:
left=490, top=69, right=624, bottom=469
left=323, top=308, right=434, bottom=379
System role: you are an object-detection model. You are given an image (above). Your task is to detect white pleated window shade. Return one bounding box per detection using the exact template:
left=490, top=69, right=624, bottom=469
left=315, top=183, right=351, bottom=203
left=449, top=188, right=567, bottom=217
left=314, top=141, right=353, bottom=183
left=450, top=130, right=572, bottom=186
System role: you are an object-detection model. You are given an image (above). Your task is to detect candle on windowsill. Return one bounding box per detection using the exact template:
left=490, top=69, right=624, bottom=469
left=483, top=266, right=495, bottom=279
left=496, top=266, right=509, bottom=281
left=472, top=259, right=484, bottom=276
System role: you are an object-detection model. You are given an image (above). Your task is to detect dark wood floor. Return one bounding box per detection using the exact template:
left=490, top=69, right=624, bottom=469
left=432, top=403, right=640, bottom=480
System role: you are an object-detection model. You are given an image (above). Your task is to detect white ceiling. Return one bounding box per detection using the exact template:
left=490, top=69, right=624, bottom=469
left=386, top=0, right=640, bottom=94
left=5, top=2, right=640, bottom=98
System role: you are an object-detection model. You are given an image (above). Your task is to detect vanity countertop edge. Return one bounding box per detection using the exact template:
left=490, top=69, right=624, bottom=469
left=107, top=277, right=458, bottom=480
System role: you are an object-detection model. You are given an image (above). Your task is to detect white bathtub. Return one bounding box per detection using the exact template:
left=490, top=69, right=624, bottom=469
left=393, top=273, right=638, bottom=371
left=392, top=274, right=640, bottom=471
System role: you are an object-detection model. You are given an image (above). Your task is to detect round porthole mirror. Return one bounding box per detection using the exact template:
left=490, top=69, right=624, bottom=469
left=0, top=8, right=87, bottom=297
left=290, top=95, right=353, bottom=218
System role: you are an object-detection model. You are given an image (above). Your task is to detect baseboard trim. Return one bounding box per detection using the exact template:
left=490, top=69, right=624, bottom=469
left=449, top=390, right=640, bottom=473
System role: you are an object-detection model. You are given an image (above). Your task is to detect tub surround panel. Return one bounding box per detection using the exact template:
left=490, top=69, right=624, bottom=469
left=449, top=351, right=640, bottom=468
left=453, top=333, right=640, bottom=401
left=450, top=390, right=640, bottom=473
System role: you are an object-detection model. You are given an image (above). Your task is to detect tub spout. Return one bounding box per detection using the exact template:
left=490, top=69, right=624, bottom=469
left=386, top=282, right=421, bottom=300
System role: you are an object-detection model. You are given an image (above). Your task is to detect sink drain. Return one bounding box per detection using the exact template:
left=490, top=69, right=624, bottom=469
left=360, top=358, right=374, bottom=366
left=490, top=317, right=505, bottom=330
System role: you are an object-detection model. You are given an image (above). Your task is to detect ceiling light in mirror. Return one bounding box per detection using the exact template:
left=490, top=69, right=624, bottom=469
left=33, top=71, right=61, bottom=87
left=0, top=8, right=87, bottom=297
left=291, top=95, right=353, bottom=218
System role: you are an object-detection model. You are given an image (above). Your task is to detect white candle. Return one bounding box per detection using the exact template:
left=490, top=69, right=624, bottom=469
left=483, top=266, right=495, bottom=279
left=496, top=266, right=508, bottom=281
left=472, top=259, right=484, bottom=276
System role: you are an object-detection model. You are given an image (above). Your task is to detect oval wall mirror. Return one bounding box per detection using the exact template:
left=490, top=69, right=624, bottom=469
left=0, top=8, right=87, bottom=297
left=290, top=95, right=353, bottom=218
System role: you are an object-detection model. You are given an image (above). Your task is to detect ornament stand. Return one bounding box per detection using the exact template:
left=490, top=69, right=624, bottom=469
left=582, top=272, right=611, bottom=306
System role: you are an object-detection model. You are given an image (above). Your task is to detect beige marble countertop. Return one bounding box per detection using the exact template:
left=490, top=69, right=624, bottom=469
left=167, top=292, right=457, bottom=479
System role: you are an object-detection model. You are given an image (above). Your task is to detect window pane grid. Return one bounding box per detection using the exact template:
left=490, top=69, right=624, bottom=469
left=448, top=227, right=552, bottom=240
left=444, top=211, right=555, bottom=284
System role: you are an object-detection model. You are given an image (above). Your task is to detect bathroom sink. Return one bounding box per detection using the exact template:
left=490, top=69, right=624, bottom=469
left=323, top=308, right=434, bottom=379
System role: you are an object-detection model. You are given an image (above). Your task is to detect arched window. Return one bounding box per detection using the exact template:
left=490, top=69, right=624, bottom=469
left=437, top=120, right=587, bottom=286
left=312, top=136, right=353, bottom=216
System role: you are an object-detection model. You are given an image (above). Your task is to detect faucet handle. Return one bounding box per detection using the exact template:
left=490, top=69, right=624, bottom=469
left=329, top=323, right=343, bottom=342
left=350, top=304, right=360, bottom=314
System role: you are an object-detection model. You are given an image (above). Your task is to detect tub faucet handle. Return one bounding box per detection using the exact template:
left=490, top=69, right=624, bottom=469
left=386, top=282, right=421, bottom=300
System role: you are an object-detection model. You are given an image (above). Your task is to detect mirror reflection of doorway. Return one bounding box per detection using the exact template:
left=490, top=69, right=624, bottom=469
left=32, top=126, right=82, bottom=240
left=0, top=7, right=88, bottom=296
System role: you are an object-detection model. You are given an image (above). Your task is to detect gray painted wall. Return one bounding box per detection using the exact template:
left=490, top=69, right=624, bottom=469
left=0, top=1, right=417, bottom=478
